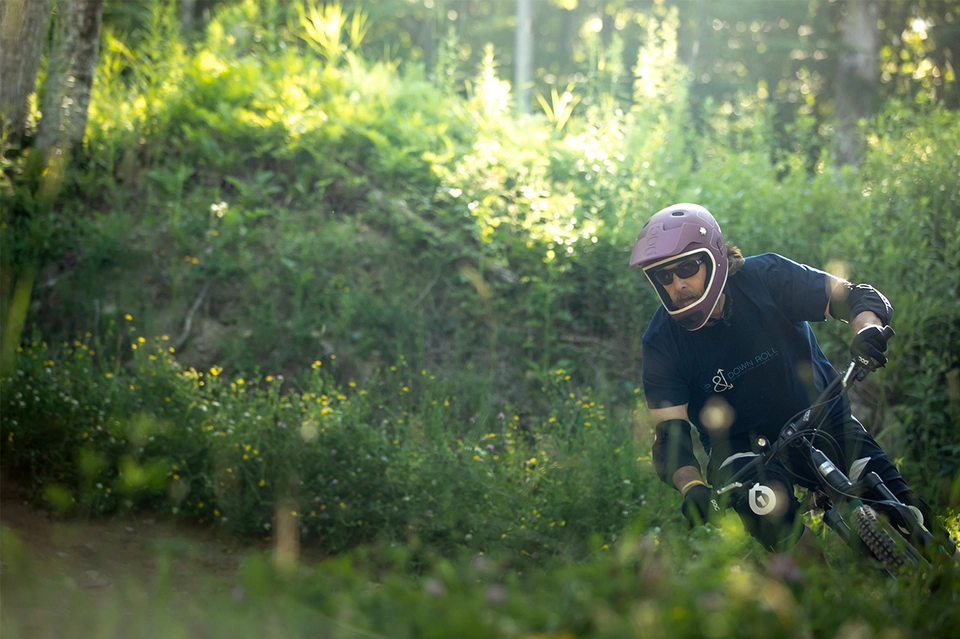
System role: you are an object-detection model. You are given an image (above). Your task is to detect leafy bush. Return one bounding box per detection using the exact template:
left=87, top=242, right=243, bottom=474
left=1, top=325, right=667, bottom=557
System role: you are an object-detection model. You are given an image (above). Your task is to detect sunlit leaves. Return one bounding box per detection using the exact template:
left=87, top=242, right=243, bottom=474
left=296, top=0, right=368, bottom=65
left=536, top=83, right=582, bottom=132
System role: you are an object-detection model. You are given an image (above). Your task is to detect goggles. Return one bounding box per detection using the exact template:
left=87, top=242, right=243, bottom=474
left=650, top=257, right=704, bottom=286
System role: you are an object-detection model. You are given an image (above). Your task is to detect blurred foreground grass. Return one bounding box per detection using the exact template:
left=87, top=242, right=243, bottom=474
left=3, top=511, right=960, bottom=639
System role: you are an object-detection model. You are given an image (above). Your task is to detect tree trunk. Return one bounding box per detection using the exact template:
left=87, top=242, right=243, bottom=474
left=834, top=0, right=880, bottom=167
left=35, top=0, right=104, bottom=156
left=4, top=0, right=102, bottom=374
left=0, top=0, right=54, bottom=145
left=180, top=0, right=197, bottom=34
left=515, top=0, right=533, bottom=114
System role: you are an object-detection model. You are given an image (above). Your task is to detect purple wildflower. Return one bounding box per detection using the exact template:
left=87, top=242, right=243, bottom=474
left=485, top=584, right=507, bottom=605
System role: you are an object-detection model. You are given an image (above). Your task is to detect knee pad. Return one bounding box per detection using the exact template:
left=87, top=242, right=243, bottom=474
left=734, top=481, right=802, bottom=552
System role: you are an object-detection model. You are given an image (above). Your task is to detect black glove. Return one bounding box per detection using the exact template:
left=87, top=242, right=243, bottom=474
left=681, top=484, right=719, bottom=528
left=851, top=325, right=893, bottom=372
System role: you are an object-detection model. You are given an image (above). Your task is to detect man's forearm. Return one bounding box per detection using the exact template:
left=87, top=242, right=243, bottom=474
left=672, top=465, right=705, bottom=496
left=851, top=310, right=883, bottom=335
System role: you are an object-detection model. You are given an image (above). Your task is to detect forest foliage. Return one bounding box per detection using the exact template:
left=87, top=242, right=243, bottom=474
left=1, top=1, right=960, bottom=636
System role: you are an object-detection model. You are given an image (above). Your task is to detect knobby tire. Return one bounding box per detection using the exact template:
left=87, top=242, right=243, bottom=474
left=851, top=504, right=914, bottom=573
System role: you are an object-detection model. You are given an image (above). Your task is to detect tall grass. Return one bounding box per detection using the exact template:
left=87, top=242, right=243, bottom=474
left=0, top=326, right=667, bottom=557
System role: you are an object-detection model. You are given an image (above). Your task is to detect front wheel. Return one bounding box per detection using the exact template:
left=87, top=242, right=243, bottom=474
left=851, top=504, right=919, bottom=574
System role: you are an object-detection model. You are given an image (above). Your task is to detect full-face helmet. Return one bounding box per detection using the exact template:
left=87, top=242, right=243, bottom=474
left=629, top=203, right=728, bottom=331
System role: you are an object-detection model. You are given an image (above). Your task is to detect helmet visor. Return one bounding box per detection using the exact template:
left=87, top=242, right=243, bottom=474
left=642, top=249, right=716, bottom=314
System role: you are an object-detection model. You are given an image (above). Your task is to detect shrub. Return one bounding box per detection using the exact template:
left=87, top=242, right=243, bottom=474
left=0, top=326, right=663, bottom=557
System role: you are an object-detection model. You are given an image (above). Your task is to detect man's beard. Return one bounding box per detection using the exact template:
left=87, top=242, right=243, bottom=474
left=671, top=291, right=699, bottom=310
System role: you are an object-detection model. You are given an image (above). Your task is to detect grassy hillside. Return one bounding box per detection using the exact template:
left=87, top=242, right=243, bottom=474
left=2, top=3, right=959, bottom=636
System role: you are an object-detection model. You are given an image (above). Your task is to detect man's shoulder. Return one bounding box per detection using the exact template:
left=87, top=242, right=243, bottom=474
left=741, top=252, right=789, bottom=271
left=736, top=253, right=810, bottom=283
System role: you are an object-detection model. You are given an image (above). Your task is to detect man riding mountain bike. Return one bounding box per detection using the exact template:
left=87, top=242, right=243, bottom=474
left=630, top=202, right=949, bottom=555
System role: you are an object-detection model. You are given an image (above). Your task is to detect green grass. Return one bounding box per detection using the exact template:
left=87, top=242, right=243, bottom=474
left=3, top=519, right=960, bottom=639
left=2, top=324, right=959, bottom=638
left=0, top=327, right=665, bottom=556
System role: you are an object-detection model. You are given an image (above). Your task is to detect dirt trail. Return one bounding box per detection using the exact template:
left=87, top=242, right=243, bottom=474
left=0, top=476, right=323, bottom=603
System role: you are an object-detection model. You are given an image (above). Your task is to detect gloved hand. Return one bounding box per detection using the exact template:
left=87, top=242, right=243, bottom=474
left=851, top=325, right=893, bottom=372
left=681, top=484, right=719, bottom=528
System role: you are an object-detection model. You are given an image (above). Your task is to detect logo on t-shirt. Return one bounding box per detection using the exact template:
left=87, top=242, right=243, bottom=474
left=701, top=348, right=782, bottom=394
left=712, top=369, right=734, bottom=392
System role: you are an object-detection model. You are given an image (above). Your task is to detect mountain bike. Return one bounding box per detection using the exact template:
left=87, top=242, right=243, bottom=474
left=712, top=327, right=957, bottom=575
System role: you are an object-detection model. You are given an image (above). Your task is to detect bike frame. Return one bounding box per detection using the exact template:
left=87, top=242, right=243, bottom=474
left=713, top=338, right=935, bottom=567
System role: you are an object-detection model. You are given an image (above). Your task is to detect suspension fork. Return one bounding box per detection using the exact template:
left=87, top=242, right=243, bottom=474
left=822, top=498, right=859, bottom=546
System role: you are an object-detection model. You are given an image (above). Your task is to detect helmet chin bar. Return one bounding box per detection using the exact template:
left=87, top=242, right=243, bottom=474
left=678, top=311, right=705, bottom=330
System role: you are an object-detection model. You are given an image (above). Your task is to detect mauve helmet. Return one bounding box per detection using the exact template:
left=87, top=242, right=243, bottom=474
left=629, top=203, right=728, bottom=331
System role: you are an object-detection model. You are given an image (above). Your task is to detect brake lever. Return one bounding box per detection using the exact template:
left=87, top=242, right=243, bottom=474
left=715, top=482, right=742, bottom=496
left=841, top=360, right=861, bottom=386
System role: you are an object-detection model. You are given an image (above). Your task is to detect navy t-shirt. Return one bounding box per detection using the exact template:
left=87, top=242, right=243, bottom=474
left=641, top=253, right=844, bottom=453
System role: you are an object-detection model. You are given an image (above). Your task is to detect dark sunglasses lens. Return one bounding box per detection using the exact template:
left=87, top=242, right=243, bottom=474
left=654, top=269, right=673, bottom=285
left=675, top=260, right=701, bottom=278
left=653, top=259, right=700, bottom=285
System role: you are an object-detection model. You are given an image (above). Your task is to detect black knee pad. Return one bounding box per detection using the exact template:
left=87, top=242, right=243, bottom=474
left=733, top=480, right=803, bottom=553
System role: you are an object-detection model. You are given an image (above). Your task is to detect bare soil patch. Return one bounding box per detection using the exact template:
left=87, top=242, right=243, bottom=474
left=0, top=475, right=323, bottom=604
